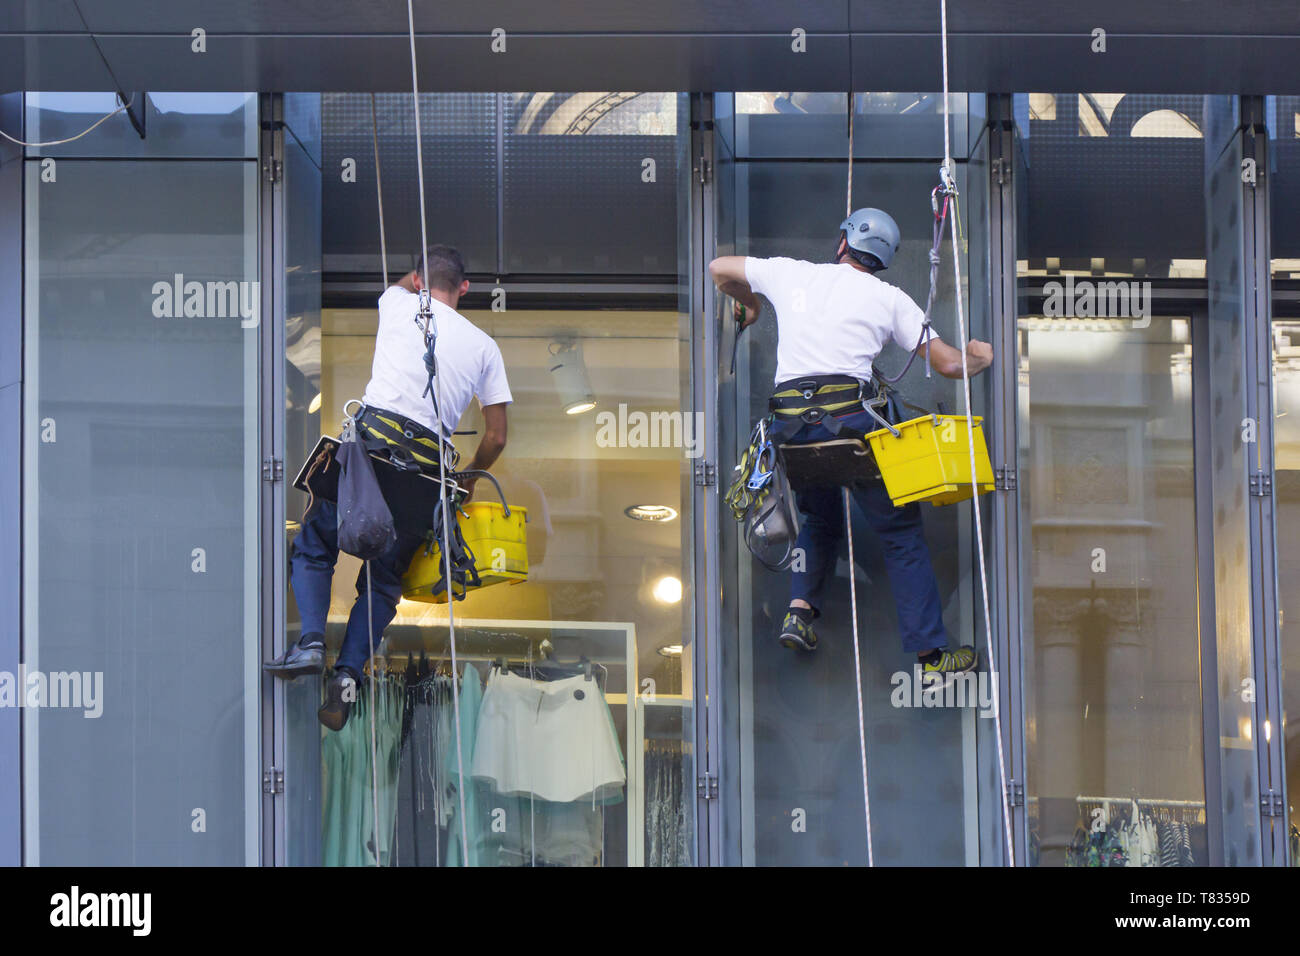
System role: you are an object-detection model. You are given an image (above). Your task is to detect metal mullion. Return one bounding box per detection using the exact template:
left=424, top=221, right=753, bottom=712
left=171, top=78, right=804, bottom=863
left=1244, top=111, right=1287, bottom=866
left=990, top=104, right=1027, bottom=867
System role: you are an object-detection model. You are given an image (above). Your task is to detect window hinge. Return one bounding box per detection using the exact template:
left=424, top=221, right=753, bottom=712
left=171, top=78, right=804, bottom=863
left=694, top=460, right=717, bottom=487
left=696, top=157, right=712, bottom=185
left=1260, top=790, right=1284, bottom=817
left=697, top=772, right=718, bottom=801
left=1250, top=472, right=1272, bottom=497
left=264, top=157, right=282, bottom=184
left=991, top=157, right=1009, bottom=185
left=262, top=768, right=284, bottom=795
left=1006, top=779, right=1025, bottom=807
left=262, top=457, right=284, bottom=483
left=995, top=466, right=1017, bottom=492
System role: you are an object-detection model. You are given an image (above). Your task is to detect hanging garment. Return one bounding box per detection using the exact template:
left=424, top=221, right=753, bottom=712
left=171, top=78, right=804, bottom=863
left=471, top=669, right=626, bottom=804
left=321, top=674, right=406, bottom=866
left=444, top=665, right=485, bottom=868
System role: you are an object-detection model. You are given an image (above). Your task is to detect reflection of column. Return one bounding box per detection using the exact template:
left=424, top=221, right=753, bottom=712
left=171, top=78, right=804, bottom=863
left=1034, top=589, right=1089, bottom=866
left=1097, top=595, right=1144, bottom=799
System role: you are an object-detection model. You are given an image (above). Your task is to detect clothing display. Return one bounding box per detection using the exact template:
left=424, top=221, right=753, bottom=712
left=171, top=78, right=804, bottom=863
left=322, top=672, right=406, bottom=866
left=645, top=740, right=690, bottom=868
left=472, top=669, right=626, bottom=804
left=361, top=658, right=629, bottom=866
left=1065, top=800, right=1205, bottom=868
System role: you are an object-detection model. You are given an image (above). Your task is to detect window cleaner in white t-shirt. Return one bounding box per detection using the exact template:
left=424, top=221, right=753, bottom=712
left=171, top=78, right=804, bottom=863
left=708, top=207, right=992, bottom=681
left=266, top=245, right=513, bottom=732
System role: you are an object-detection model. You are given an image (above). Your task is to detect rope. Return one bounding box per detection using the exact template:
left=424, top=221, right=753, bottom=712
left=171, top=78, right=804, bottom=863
left=365, top=561, right=381, bottom=865
left=843, top=487, right=874, bottom=866
left=0, top=92, right=135, bottom=147
left=939, top=0, right=1016, bottom=865
left=370, top=94, right=390, bottom=285
left=405, top=0, right=471, bottom=866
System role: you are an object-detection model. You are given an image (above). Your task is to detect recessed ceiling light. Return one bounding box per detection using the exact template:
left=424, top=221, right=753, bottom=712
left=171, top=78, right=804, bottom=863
left=624, top=504, right=678, bottom=523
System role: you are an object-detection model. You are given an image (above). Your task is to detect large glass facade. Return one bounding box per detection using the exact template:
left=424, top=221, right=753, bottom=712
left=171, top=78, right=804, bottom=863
left=1015, top=92, right=1212, bottom=866
left=281, top=93, right=696, bottom=866
left=9, top=85, right=1300, bottom=868
left=20, top=94, right=261, bottom=864
left=715, top=92, right=1001, bottom=865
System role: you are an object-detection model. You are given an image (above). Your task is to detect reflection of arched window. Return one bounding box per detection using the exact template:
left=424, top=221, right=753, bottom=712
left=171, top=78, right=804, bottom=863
left=512, top=92, right=676, bottom=135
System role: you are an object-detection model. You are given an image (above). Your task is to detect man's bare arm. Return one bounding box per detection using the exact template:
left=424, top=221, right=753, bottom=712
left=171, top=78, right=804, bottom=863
left=461, top=402, right=509, bottom=500
left=921, top=338, right=993, bottom=379
left=709, top=256, right=763, bottom=323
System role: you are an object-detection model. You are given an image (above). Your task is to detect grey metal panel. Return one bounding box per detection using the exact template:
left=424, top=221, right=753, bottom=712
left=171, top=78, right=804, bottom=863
left=90, top=35, right=854, bottom=93
left=7, top=32, right=1300, bottom=93
left=0, top=1, right=85, bottom=32
left=0, top=36, right=115, bottom=93
left=70, top=0, right=850, bottom=34
left=0, top=92, right=21, bottom=869
left=7, top=0, right=1296, bottom=37
left=851, top=0, right=1300, bottom=34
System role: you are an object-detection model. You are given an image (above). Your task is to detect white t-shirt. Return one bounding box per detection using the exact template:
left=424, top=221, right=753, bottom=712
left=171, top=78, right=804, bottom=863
left=361, top=286, right=512, bottom=439
left=744, top=256, right=938, bottom=385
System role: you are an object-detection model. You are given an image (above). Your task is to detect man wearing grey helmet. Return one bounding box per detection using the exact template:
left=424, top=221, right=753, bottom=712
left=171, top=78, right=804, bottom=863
left=708, top=206, right=992, bottom=680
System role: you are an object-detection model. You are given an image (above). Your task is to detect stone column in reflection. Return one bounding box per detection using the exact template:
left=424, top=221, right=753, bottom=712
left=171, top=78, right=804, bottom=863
left=1034, top=588, right=1091, bottom=866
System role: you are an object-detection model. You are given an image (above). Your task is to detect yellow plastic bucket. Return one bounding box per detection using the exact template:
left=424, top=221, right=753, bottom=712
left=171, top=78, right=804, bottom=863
left=402, top=501, right=528, bottom=603
left=866, top=414, right=995, bottom=507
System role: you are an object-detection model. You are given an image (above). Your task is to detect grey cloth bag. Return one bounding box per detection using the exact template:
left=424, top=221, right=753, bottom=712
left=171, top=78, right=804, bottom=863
left=336, top=438, right=397, bottom=560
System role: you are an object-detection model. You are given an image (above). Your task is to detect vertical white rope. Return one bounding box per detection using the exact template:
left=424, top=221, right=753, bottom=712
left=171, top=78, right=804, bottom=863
left=940, top=0, right=1016, bottom=865
left=406, top=0, right=470, bottom=865
left=843, top=487, right=874, bottom=866
left=365, top=561, right=381, bottom=865
left=370, top=93, right=389, bottom=285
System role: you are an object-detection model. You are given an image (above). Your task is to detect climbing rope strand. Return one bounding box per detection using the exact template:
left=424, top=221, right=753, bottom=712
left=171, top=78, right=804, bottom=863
left=370, top=93, right=389, bottom=284
left=405, top=0, right=471, bottom=866
left=366, top=562, right=381, bottom=865
left=940, top=0, right=1016, bottom=865
left=843, top=488, right=874, bottom=866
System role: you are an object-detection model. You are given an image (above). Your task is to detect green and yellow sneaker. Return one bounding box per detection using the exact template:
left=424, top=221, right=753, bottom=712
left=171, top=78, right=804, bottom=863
left=921, top=645, right=978, bottom=683
left=778, top=610, right=819, bottom=652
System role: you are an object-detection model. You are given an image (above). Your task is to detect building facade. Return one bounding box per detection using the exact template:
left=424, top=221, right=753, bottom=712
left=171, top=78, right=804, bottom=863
left=3, top=7, right=1300, bottom=867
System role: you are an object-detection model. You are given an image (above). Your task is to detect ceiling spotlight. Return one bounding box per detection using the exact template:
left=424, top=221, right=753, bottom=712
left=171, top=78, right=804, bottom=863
left=548, top=340, right=596, bottom=415
left=624, top=504, right=678, bottom=523
left=657, top=643, right=684, bottom=657
left=652, top=575, right=682, bottom=605
left=308, top=392, right=322, bottom=414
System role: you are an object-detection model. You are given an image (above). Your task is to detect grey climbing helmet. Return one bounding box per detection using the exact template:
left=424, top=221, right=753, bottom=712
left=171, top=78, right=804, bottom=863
left=838, top=207, right=901, bottom=270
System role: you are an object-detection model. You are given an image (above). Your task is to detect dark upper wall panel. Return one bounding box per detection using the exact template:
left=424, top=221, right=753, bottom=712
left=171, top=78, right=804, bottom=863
left=852, top=0, right=1300, bottom=34
left=0, top=0, right=85, bottom=32
left=3, top=0, right=1300, bottom=93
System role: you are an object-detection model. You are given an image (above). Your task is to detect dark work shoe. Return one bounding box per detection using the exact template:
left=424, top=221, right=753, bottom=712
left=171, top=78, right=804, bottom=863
left=263, top=636, right=325, bottom=679
left=318, top=670, right=357, bottom=732
left=778, top=610, right=819, bottom=652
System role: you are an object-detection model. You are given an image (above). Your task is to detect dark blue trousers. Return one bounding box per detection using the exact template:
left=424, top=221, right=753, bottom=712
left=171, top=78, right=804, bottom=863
left=289, top=499, right=426, bottom=676
left=775, top=409, right=948, bottom=654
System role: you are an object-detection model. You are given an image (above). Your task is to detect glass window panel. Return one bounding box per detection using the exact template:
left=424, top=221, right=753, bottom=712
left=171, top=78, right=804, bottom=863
left=22, top=156, right=260, bottom=864
left=25, top=92, right=257, bottom=159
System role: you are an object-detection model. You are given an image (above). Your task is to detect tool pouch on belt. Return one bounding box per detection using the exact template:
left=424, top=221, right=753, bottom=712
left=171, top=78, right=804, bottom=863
left=724, top=418, right=801, bottom=572
left=336, top=437, right=398, bottom=560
